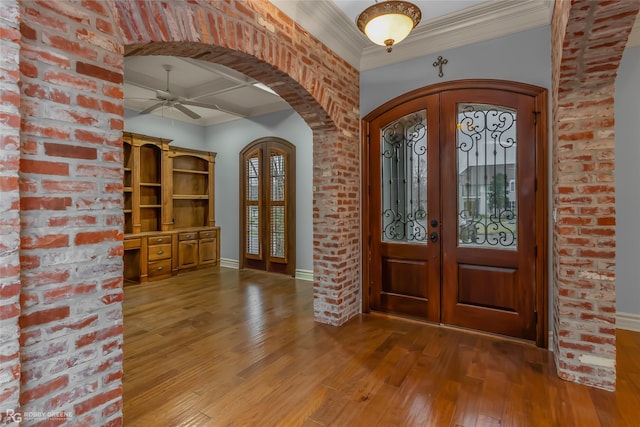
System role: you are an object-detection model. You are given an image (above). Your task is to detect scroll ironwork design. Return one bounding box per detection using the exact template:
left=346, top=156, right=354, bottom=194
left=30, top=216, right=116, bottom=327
left=457, top=104, right=517, bottom=249
left=381, top=111, right=428, bottom=243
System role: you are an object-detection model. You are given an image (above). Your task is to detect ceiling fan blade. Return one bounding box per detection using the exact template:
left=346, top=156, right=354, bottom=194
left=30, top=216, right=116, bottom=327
left=139, top=102, right=165, bottom=115
left=180, top=100, right=247, bottom=117
left=174, top=103, right=202, bottom=119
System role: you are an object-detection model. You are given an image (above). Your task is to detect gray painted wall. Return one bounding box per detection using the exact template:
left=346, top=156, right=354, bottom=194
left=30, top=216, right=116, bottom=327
left=361, top=26, right=552, bottom=116
left=615, top=46, right=640, bottom=315
left=124, top=109, right=206, bottom=149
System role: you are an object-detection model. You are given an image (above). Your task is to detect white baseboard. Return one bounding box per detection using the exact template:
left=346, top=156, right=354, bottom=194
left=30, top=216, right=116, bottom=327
left=295, top=269, right=313, bottom=282
left=219, top=258, right=239, bottom=269
left=218, top=259, right=312, bottom=282
left=617, top=312, right=640, bottom=332
left=547, top=313, right=640, bottom=349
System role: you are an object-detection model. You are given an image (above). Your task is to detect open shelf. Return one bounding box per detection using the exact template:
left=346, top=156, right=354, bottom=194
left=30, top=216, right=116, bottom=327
left=173, top=199, right=208, bottom=228
left=173, top=168, right=208, bottom=175
left=173, top=155, right=208, bottom=172
left=173, top=194, right=209, bottom=200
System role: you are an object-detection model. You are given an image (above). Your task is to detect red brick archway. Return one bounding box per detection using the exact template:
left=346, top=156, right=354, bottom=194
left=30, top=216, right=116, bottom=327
left=1, top=0, right=359, bottom=423
left=551, top=0, right=639, bottom=391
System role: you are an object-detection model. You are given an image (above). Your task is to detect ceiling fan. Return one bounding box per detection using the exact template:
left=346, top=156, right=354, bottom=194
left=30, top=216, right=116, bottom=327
left=138, top=64, right=239, bottom=119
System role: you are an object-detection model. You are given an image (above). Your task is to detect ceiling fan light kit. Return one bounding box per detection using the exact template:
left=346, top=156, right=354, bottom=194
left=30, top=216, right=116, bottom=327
left=356, top=0, right=422, bottom=53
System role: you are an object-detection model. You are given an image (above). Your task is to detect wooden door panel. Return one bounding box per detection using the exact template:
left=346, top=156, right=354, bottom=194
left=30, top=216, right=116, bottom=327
left=381, top=258, right=429, bottom=298
left=457, top=264, right=517, bottom=311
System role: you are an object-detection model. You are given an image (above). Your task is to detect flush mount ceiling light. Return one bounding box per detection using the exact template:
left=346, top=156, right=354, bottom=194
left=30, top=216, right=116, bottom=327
left=356, top=0, right=422, bottom=53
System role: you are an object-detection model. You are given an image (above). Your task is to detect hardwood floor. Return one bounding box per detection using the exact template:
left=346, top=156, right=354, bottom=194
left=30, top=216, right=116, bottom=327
left=123, top=267, right=640, bottom=426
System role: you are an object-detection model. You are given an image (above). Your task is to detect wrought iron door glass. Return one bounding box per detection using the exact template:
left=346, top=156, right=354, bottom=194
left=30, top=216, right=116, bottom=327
left=381, top=110, right=428, bottom=243
left=457, top=103, right=517, bottom=249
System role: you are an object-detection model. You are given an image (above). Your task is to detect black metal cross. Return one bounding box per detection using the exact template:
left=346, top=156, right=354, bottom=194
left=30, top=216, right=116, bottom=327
left=433, top=56, right=448, bottom=78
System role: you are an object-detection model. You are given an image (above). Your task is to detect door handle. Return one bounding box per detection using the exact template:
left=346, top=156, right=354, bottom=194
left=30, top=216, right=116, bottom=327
left=429, top=232, right=439, bottom=242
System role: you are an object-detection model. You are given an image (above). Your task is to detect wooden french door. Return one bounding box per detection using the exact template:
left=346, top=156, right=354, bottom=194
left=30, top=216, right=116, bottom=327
left=364, top=80, right=547, bottom=344
left=240, top=138, right=296, bottom=276
left=368, top=95, right=442, bottom=322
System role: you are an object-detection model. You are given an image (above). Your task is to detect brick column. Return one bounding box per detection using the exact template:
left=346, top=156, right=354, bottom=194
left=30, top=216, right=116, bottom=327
left=0, top=1, right=22, bottom=423
left=312, top=130, right=361, bottom=325
left=17, top=0, right=125, bottom=423
left=551, top=0, right=639, bottom=391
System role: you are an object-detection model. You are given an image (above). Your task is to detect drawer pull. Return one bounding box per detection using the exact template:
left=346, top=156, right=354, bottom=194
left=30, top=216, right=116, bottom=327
left=204, top=233, right=210, bottom=237
left=156, top=238, right=163, bottom=243
left=185, top=234, right=192, bottom=239
left=157, top=250, right=164, bottom=255
left=157, top=266, right=163, bottom=271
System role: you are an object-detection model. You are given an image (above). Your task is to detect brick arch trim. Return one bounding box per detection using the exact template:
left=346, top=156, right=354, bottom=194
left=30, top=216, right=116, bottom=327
left=108, top=0, right=360, bottom=135
left=551, top=0, right=640, bottom=391
left=107, top=1, right=363, bottom=327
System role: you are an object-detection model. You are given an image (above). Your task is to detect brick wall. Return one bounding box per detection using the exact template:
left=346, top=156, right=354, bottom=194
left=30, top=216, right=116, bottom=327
left=17, top=0, right=125, bottom=424
left=551, top=0, right=639, bottom=391
left=2, top=0, right=359, bottom=423
left=0, top=1, right=22, bottom=423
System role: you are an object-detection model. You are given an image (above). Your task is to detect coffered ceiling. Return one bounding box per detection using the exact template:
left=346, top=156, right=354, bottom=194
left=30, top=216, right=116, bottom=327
left=124, top=0, right=638, bottom=126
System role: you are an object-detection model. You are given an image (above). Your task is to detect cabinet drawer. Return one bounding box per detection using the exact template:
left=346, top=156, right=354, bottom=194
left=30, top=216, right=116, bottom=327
left=124, top=238, right=141, bottom=250
left=179, top=232, right=198, bottom=241
left=199, top=230, right=217, bottom=239
left=148, top=243, right=171, bottom=261
left=148, top=259, right=171, bottom=277
left=149, top=235, right=172, bottom=245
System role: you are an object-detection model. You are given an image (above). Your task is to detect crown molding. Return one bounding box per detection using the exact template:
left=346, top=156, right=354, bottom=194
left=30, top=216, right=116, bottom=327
left=271, top=0, right=555, bottom=71
left=360, top=0, right=554, bottom=70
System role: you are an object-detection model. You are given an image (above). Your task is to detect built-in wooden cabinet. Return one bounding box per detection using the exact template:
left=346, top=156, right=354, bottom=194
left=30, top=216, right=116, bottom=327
left=164, top=146, right=216, bottom=229
left=177, top=231, right=199, bottom=270
left=198, top=229, right=218, bottom=266
left=122, top=132, right=220, bottom=284
left=123, top=133, right=168, bottom=235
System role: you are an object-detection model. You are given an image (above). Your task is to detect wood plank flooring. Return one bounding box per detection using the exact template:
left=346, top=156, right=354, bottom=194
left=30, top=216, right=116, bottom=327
left=123, top=267, right=640, bottom=426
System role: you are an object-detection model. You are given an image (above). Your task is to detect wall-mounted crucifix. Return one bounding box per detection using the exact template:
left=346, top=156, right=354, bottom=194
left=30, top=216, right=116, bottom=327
left=433, top=56, right=448, bottom=78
